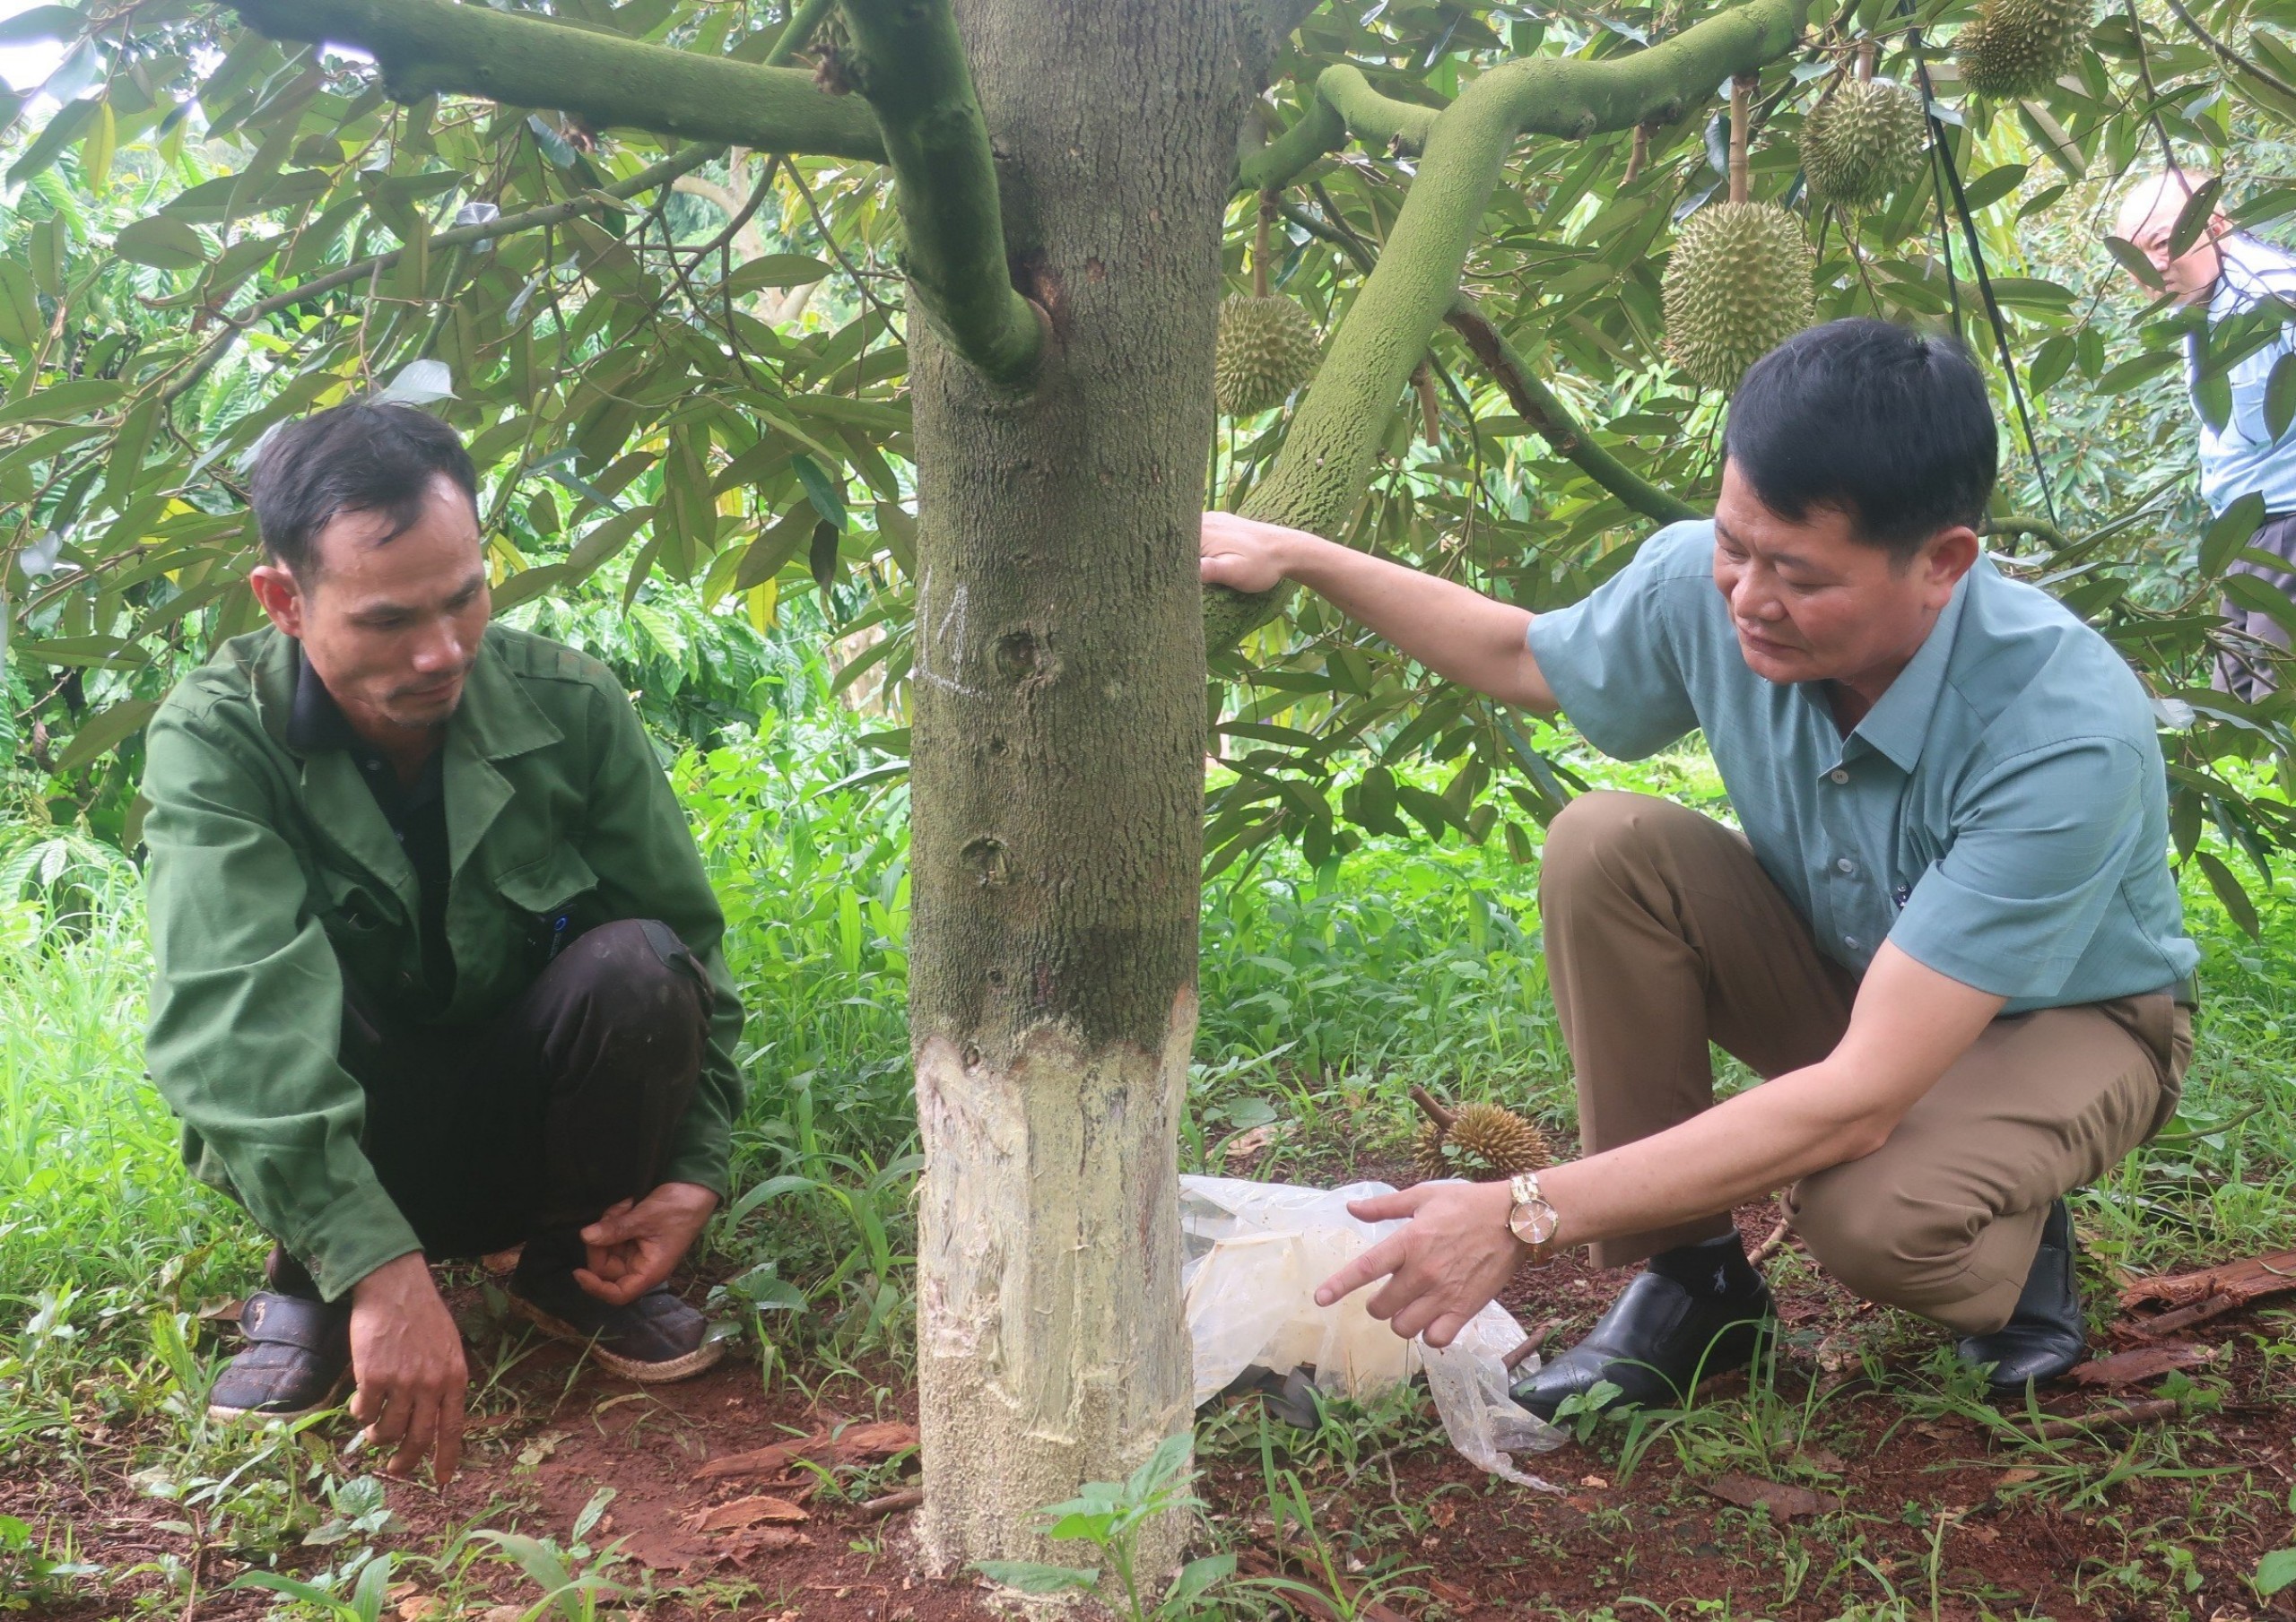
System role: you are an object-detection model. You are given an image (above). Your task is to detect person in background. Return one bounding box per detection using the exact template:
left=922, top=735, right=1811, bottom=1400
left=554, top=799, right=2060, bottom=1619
left=142, top=402, right=745, bottom=1480
left=1203, top=319, right=2196, bottom=1417
left=2116, top=170, right=2296, bottom=699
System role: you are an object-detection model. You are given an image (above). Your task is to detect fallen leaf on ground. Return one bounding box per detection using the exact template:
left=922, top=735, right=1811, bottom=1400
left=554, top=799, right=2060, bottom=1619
left=711, top=1527, right=811, bottom=1565
left=833, top=1419, right=919, bottom=1462
left=1790, top=1447, right=1847, bottom=1474
left=1700, top=1471, right=1840, bottom=1519
left=1579, top=1473, right=1609, bottom=1489
left=1218, top=1123, right=1278, bottom=1161
left=1426, top=1575, right=1476, bottom=1606
left=1996, top=1468, right=2039, bottom=1488
left=2120, top=1248, right=2296, bottom=1312
left=690, top=1495, right=810, bottom=1532
left=697, top=1419, right=918, bottom=1482
left=2067, top=1341, right=2217, bottom=1387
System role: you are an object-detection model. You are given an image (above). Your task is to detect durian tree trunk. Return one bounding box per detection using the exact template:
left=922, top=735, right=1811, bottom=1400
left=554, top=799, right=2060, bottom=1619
left=891, top=0, right=1248, bottom=1575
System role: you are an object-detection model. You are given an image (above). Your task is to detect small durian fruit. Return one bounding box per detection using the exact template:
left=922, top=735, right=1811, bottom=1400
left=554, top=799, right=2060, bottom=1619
left=1661, top=202, right=1817, bottom=391
left=1956, top=0, right=2092, bottom=100
left=1409, top=1088, right=1553, bottom=1183
left=1215, top=293, right=1319, bottom=416
left=1801, top=78, right=1926, bottom=207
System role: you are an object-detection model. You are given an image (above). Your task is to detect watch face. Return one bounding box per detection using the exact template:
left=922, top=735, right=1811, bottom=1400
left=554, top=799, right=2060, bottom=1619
left=1509, top=1201, right=1559, bottom=1246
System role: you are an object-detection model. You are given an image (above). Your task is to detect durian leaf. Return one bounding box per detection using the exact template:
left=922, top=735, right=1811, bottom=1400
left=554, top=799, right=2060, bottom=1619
left=1957, top=162, right=2026, bottom=212
left=2267, top=352, right=2296, bottom=444
left=2169, top=175, right=2225, bottom=258
left=2101, top=234, right=2165, bottom=291
left=2194, top=850, right=2262, bottom=940
left=2201, top=492, right=2270, bottom=580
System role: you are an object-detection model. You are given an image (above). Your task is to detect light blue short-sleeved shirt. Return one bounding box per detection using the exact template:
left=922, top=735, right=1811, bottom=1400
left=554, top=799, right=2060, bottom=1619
left=2192, top=234, right=2296, bottom=516
left=1527, top=522, right=2197, bottom=1012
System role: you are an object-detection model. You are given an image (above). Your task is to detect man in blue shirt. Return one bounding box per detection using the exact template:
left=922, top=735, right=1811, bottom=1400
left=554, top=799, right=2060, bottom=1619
left=1202, top=320, right=2196, bottom=1412
left=2116, top=170, right=2296, bottom=699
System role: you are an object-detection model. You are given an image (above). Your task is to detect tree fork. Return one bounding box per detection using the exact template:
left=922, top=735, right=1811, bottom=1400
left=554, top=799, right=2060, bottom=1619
left=228, top=0, right=885, bottom=160
left=840, top=0, right=1045, bottom=386
left=1206, top=0, right=1808, bottom=652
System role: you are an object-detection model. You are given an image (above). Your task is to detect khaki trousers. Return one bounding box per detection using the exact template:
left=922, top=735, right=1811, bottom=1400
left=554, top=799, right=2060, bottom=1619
left=1539, top=792, right=2191, bottom=1335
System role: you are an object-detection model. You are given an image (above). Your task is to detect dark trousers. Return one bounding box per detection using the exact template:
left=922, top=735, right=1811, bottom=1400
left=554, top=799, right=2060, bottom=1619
left=2216, top=511, right=2296, bottom=702
left=272, top=918, right=710, bottom=1296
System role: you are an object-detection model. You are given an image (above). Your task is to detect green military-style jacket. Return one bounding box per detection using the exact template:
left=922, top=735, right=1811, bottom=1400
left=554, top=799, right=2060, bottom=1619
left=142, top=623, right=744, bottom=1301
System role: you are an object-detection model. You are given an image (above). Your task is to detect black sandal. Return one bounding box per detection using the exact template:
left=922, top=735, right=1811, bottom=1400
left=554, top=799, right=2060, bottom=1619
left=207, top=1290, right=353, bottom=1421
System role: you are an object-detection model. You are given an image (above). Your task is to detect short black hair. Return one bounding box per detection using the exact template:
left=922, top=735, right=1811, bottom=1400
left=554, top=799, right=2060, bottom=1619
left=250, top=401, right=478, bottom=578
left=1722, top=318, right=1997, bottom=559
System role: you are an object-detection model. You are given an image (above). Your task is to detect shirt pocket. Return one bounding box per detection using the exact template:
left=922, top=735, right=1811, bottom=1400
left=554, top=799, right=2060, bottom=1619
left=313, top=863, right=400, bottom=939
left=493, top=843, right=602, bottom=963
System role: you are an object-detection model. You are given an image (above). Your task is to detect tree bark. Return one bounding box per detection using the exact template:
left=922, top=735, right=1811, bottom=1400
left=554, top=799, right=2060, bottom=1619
left=902, top=0, right=1248, bottom=1578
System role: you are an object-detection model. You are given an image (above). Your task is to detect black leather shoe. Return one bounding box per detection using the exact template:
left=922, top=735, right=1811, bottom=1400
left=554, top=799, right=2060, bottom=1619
left=1957, top=1199, right=2086, bottom=1392
left=208, top=1291, right=352, bottom=1421
left=1510, top=1269, right=1774, bottom=1421
left=508, top=1246, right=723, bottom=1383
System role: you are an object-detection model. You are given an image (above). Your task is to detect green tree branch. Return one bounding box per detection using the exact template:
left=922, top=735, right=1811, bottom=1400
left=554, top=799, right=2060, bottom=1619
left=1238, top=65, right=1440, bottom=191
left=1277, top=199, right=1694, bottom=525
left=229, top=0, right=885, bottom=160
left=160, top=145, right=720, bottom=405
left=1444, top=299, right=1703, bottom=526
left=1207, top=0, right=1809, bottom=651
left=840, top=0, right=1044, bottom=386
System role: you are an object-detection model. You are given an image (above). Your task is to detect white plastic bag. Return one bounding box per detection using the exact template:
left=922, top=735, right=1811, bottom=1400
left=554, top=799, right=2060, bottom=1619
left=1179, top=1174, right=1563, bottom=1488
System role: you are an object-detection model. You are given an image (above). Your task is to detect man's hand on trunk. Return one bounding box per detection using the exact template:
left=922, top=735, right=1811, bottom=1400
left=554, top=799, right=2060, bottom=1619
left=348, top=1251, right=466, bottom=1481
left=576, top=1181, right=719, bottom=1306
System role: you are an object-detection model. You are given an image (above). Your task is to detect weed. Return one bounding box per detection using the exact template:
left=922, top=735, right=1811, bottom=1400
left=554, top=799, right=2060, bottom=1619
left=472, top=1489, right=633, bottom=1622
left=0, top=1514, right=100, bottom=1609
left=972, top=1432, right=1239, bottom=1619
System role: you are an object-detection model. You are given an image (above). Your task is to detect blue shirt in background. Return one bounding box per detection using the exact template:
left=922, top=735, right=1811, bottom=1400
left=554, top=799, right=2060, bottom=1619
left=2193, top=233, right=2296, bottom=516
left=1526, top=522, right=2196, bottom=1012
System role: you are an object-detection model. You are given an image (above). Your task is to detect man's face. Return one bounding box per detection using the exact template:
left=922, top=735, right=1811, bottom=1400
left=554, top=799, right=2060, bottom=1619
left=250, top=474, right=491, bottom=740
left=2119, top=195, right=2224, bottom=306
left=1711, top=461, right=1972, bottom=695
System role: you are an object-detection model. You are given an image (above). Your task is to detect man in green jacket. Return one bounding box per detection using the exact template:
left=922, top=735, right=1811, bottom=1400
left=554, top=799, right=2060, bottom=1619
left=143, top=402, right=745, bottom=1479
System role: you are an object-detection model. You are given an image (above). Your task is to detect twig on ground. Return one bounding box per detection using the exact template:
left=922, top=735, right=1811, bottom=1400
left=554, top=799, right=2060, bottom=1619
left=1503, top=1315, right=1565, bottom=1371
left=2026, top=1396, right=2182, bottom=1443
left=1752, top=1215, right=1794, bottom=1264
left=859, top=1488, right=923, bottom=1520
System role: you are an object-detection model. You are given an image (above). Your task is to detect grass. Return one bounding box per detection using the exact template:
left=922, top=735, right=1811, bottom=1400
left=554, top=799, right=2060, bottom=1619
left=2, top=704, right=2294, bottom=1617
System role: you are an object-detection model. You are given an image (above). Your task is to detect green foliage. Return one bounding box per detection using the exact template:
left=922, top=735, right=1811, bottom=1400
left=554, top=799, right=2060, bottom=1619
left=972, top=1432, right=1240, bottom=1620
left=0, top=0, right=2290, bottom=922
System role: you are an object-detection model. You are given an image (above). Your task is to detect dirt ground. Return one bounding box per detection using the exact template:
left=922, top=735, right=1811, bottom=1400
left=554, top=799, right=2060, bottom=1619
left=12, top=1203, right=2295, bottom=1621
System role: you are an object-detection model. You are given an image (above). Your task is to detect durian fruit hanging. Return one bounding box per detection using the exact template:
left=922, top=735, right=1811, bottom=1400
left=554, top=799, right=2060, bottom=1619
left=1408, top=1086, right=1552, bottom=1183
left=1801, top=49, right=1926, bottom=208
left=1956, top=0, right=2092, bottom=100
left=1663, top=72, right=1816, bottom=391
left=1216, top=193, right=1320, bottom=416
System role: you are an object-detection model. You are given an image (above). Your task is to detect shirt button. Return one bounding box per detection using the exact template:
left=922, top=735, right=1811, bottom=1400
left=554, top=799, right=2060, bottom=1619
left=1843, top=935, right=1859, bottom=950
left=1829, top=768, right=1849, bottom=785
left=1835, top=856, right=1857, bottom=874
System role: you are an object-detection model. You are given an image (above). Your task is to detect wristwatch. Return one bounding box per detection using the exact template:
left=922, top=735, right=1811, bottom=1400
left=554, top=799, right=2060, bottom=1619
left=1506, top=1171, right=1562, bottom=1265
